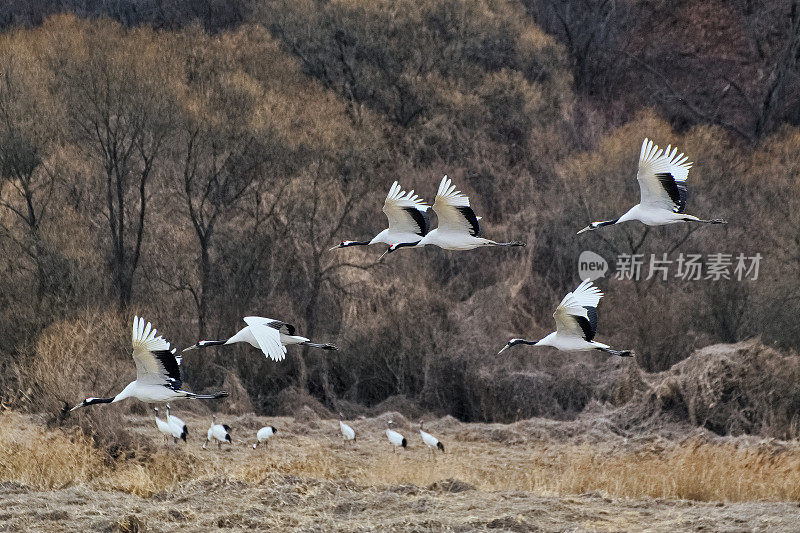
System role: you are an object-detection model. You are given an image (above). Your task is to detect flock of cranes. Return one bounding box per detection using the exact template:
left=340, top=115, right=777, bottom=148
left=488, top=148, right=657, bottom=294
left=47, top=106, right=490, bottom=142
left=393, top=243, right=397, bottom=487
left=69, top=138, right=725, bottom=454
left=149, top=411, right=444, bottom=455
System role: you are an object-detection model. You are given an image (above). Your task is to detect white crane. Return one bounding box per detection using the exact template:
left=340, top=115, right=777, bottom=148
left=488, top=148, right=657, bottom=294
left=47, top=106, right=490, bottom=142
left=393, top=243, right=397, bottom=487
left=253, top=426, right=277, bottom=449
left=183, top=316, right=337, bottom=362
left=385, top=176, right=525, bottom=255
left=499, top=279, right=633, bottom=357
left=419, top=421, right=445, bottom=457
left=153, top=407, right=179, bottom=443
left=202, top=415, right=232, bottom=449
left=330, top=180, right=430, bottom=253
left=339, top=414, right=356, bottom=444
left=70, top=316, right=228, bottom=411
left=165, top=404, right=187, bottom=442
left=385, top=420, right=407, bottom=452
left=577, top=138, right=727, bottom=234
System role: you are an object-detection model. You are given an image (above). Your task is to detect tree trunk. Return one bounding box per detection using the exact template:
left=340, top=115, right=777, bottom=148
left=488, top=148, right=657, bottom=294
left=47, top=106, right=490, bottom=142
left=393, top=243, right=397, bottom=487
left=198, top=237, right=211, bottom=339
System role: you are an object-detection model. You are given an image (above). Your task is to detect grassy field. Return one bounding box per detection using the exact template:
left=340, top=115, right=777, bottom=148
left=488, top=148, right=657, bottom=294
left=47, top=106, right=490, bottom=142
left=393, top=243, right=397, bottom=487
left=1, top=409, right=800, bottom=531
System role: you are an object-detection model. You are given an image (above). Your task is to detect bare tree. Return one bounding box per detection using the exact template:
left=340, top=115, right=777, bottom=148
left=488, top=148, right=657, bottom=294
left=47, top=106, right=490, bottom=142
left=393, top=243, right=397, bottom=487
left=177, top=118, right=282, bottom=337
left=0, top=53, right=60, bottom=307
left=55, top=27, right=177, bottom=308
left=271, top=155, right=383, bottom=398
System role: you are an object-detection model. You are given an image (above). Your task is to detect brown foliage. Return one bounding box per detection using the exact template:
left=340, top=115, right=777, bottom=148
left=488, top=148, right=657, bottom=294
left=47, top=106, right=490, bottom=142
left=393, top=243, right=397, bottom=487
left=0, top=3, right=797, bottom=439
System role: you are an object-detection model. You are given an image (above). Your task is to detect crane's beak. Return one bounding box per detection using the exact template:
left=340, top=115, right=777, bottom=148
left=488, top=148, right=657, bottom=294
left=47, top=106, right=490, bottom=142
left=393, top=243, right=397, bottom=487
left=576, top=225, right=593, bottom=235
left=182, top=345, right=198, bottom=352
left=328, top=244, right=342, bottom=251
left=69, top=403, right=83, bottom=412
left=498, top=344, right=510, bottom=355
left=378, top=249, right=389, bottom=262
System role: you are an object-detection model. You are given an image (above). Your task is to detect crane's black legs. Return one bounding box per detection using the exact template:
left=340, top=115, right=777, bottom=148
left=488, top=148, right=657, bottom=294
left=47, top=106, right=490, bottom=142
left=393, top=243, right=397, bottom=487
left=595, top=347, right=634, bottom=357
left=301, top=341, right=338, bottom=351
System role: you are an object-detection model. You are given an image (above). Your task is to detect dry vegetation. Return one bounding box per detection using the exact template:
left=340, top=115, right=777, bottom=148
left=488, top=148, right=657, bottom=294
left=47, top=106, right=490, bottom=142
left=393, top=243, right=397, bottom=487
left=2, top=409, right=800, bottom=531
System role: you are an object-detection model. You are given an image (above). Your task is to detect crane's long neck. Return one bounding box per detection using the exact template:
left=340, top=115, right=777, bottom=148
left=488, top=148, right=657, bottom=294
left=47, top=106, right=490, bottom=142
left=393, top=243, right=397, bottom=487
left=500, top=335, right=553, bottom=354
left=185, top=339, right=228, bottom=351
left=379, top=240, right=421, bottom=260
left=512, top=338, right=540, bottom=347
left=578, top=218, right=619, bottom=234
left=87, top=397, right=115, bottom=406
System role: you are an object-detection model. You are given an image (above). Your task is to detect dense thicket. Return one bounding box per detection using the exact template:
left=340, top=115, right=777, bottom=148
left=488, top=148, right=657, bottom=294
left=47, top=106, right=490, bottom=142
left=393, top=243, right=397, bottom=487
left=0, top=1, right=798, bottom=427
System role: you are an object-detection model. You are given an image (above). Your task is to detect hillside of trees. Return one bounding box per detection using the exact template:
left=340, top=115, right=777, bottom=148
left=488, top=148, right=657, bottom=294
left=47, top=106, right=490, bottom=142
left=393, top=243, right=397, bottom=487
left=0, top=0, right=799, bottom=426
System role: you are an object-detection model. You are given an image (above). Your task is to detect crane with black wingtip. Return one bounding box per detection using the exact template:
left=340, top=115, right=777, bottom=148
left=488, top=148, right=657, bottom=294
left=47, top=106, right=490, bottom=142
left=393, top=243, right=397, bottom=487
left=70, top=316, right=228, bottom=412
left=184, top=316, right=337, bottom=362
left=499, top=280, right=633, bottom=358
left=578, top=138, right=727, bottom=234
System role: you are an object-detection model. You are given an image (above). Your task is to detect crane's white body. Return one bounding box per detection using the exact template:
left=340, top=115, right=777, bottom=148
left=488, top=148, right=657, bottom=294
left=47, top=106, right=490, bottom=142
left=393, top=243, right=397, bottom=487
left=339, top=420, right=356, bottom=443
left=166, top=405, right=187, bottom=441
left=531, top=331, right=609, bottom=352
left=616, top=203, right=701, bottom=226
left=415, top=176, right=523, bottom=251
left=154, top=410, right=174, bottom=440
left=419, top=429, right=438, bottom=449
left=203, top=416, right=232, bottom=449
left=71, top=317, right=227, bottom=411
left=155, top=407, right=186, bottom=442
left=416, top=229, right=497, bottom=250
left=499, top=280, right=632, bottom=357
left=253, top=426, right=277, bottom=448
left=386, top=427, right=406, bottom=451
left=578, top=139, right=725, bottom=233
left=419, top=422, right=445, bottom=456
left=114, top=381, right=193, bottom=403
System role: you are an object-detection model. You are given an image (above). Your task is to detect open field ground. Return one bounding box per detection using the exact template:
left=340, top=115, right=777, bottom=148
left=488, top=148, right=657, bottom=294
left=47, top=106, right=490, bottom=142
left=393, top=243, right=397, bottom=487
left=2, top=410, right=800, bottom=532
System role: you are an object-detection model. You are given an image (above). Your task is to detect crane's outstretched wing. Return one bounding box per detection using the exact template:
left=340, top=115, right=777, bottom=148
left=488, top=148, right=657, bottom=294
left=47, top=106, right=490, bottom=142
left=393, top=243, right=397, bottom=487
left=636, top=138, right=692, bottom=214
left=431, top=175, right=481, bottom=236
left=131, top=316, right=182, bottom=390
left=382, top=181, right=430, bottom=236
left=552, top=280, right=603, bottom=341
left=265, top=319, right=296, bottom=336
left=243, top=316, right=287, bottom=362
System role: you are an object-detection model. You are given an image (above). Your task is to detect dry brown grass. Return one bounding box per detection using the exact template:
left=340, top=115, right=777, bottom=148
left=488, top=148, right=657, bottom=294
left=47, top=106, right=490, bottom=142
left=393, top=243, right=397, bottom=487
left=2, top=410, right=800, bottom=504
left=0, top=411, right=106, bottom=489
